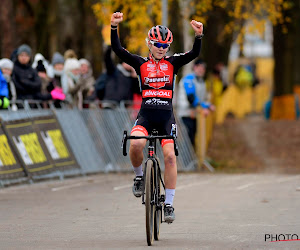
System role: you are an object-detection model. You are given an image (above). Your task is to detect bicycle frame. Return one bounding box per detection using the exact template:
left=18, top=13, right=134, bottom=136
left=142, top=138, right=164, bottom=211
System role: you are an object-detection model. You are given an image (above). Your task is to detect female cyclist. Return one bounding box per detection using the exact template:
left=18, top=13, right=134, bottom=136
left=111, top=12, right=203, bottom=223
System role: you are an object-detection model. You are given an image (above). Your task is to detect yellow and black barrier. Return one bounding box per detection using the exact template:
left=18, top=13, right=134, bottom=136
left=1, top=115, right=79, bottom=179
left=32, top=115, right=78, bottom=172
left=0, top=123, right=27, bottom=180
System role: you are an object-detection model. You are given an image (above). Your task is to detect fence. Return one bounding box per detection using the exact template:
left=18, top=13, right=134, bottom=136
left=0, top=101, right=198, bottom=187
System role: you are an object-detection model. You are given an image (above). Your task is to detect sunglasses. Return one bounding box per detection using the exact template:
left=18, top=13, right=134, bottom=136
left=150, top=41, right=170, bottom=49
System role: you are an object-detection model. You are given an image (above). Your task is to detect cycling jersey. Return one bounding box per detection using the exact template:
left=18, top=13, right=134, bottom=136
left=111, top=28, right=202, bottom=111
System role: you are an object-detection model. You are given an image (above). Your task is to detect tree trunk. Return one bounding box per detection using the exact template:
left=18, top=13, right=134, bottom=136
left=179, top=0, right=193, bottom=77
left=0, top=0, right=16, bottom=58
left=273, top=26, right=294, bottom=96
left=293, top=0, right=300, bottom=86
left=271, top=0, right=299, bottom=119
left=82, top=0, right=103, bottom=76
left=273, top=0, right=299, bottom=96
left=203, top=7, right=233, bottom=73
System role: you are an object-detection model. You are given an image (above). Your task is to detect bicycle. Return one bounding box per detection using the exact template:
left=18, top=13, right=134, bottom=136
left=121, top=128, right=178, bottom=246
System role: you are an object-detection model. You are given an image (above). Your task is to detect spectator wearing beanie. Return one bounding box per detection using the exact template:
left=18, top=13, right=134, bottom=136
left=40, top=52, right=66, bottom=108
left=0, top=58, right=17, bottom=110
left=62, top=58, right=83, bottom=108
left=52, top=52, right=64, bottom=73
left=11, top=44, right=43, bottom=100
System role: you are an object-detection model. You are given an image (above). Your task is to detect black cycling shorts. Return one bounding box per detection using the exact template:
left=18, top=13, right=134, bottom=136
left=131, top=109, right=177, bottom=147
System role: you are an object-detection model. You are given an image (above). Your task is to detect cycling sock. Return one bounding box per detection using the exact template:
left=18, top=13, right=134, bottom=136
left=132, top=164, right=143, bottom=177
left=165, top=189, right=175, bottom=206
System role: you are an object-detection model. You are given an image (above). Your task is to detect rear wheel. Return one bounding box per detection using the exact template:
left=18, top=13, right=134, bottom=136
left=145, top=160, right=155, bottom=246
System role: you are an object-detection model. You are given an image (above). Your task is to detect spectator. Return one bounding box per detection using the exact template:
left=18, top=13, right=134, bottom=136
left=102, top=46, right=137, bottom=108
left=62, top=58, right=82, bottom=108
left=36, top=60, right=51, bottom=95
left=234, top=64, right=253, bottom=90
left=206, top=63, right=226, bottom=107
left=78, top=58, right=96, bottom=105
left=32, top=53, right=51, bottom=76
left=177, top=59, right=214, bottom=146
left=214, top=62, right=229, bottom=90
left=64, top=49, right=77, bottom=60
left=0, top=70, right=9, bottom=109
left=46, top=52, right=66, bottom=107
left=12, top=44, right=45, bottom=101
left=0, top=58, right=17, bottom=110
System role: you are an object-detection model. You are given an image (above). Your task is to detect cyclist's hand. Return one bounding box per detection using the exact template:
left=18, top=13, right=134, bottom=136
left=111, top=12, right=123, bottom=26
left=209, top=105, right=216, bottom=112
left=201, top=108, right=210, bottom=117
left=190, top=20, right=203, bottom=36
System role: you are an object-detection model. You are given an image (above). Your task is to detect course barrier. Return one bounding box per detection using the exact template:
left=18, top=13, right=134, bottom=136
left=0, top=123, right=27, bottom=183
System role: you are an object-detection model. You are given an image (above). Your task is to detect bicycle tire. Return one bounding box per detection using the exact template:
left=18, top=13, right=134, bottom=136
left=145, top=160, right=155, bottom=246
left=154, top=177, right=162, bottom=241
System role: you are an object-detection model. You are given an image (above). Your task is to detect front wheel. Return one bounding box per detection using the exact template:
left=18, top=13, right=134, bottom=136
left=145, top=160, right=155, bottom=246
left=154, top=177, right=162, bottom=241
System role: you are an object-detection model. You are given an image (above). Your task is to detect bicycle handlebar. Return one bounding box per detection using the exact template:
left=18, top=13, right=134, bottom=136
left=121, top=130, right=179, bottom=156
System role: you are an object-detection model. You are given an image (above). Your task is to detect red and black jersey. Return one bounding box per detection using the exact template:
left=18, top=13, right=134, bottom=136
left=111, top=28, right=202, bottom=111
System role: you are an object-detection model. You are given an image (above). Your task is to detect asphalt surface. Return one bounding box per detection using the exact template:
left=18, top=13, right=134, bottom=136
left=1, top=173, right=300, bottom=249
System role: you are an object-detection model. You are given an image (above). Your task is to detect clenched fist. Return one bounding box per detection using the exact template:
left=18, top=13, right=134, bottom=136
left=190, top=20, right=203, bottom=36
left=111, top=12, right=123, bottom=26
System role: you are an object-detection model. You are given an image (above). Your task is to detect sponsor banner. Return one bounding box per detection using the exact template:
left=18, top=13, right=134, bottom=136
left=142, top=89, right=172, bottom=98
left=32, top=115, right=79, bottom=171
left=0, top=123, right=26, bottom=180
left=2, top=119, right=54, bottom=176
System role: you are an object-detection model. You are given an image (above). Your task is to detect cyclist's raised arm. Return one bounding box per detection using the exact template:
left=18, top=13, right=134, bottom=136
left=169, top=20, right=204, bottom=72
left=110, top=12, right=140, bottom=71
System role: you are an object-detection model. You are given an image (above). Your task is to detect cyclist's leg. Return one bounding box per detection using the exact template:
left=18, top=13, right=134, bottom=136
left=161, top=115, right=177, bottom=191
left=130, top=125, right=148, bottom=197
left=129, top=126, right=147, bottom=167
left=161, top=116, right=177, bottom=222
left=162, top=142, right=177, bottom=190
left=162, top=142, right=176, bottom=222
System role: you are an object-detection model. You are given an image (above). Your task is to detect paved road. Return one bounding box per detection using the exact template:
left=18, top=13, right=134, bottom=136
left=1, top=173, right=300, bottom=249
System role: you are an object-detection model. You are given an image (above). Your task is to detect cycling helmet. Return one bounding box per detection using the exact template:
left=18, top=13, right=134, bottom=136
left=148, top=25, right=173, bottom=44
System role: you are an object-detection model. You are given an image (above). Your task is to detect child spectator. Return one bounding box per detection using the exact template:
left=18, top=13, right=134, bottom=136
left=0, top=58, right=17, bottom=110
left=0, top=70, right=9, bottom=109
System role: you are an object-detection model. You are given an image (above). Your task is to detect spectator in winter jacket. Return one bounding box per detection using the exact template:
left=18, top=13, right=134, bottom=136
left=12, top=44, right=51, bottom=102
left=62, top=58, right=82, bottom=108
left=79, top=58, right=96, bottom=104
left=102, top=46, right=138, bottom=108
left=176, top=59, right=214, bottom=146
left=0, top=58, right=17, bottom=110
left=0, top=70, right=9, bottom=109
left=46, top=52, right=65, bottom=108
